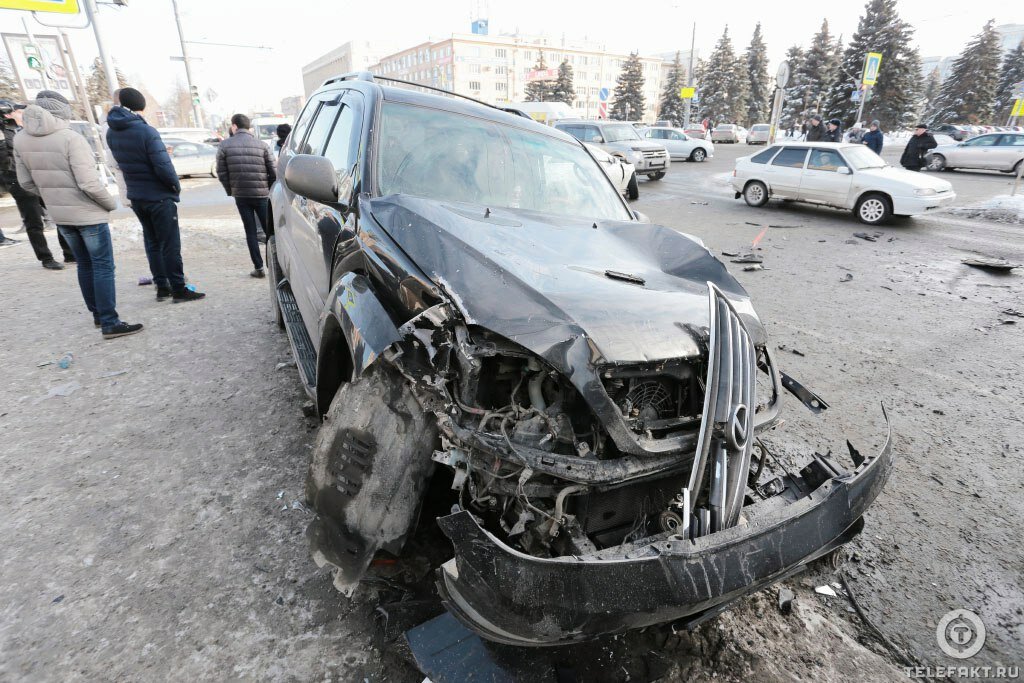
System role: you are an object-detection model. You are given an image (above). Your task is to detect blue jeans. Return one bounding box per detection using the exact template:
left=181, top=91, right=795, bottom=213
left=57, top=224, right=121, bottom=330
left=132, top=198, right=185, bottom=291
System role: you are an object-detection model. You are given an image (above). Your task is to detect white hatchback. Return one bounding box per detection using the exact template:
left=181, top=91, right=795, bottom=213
left=730, top=142, right=956, bottom=225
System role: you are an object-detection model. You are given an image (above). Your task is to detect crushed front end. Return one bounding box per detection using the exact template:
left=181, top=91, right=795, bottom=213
left=383, top=282, right=894, bottom=646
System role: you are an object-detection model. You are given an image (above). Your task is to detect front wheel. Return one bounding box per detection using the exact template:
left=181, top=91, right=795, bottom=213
left=626, top=172, right=640, bottom=200
left=743, top=180, right=769, bottom=207
left=855, top=193, right=892, bottom=225
left=690, top=148, right=707, bottom=162
left=267, top=236, right=284, bottom=330
left=647, top=171, right=666, bottom=181
left=926, top=154, right=946, bottom=172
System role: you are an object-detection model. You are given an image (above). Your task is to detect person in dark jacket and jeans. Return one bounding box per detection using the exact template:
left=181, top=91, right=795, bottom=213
left=900, top=123, right=937, bottom=171
left=106, top=87, right=204, bottom=303
left=0, top=98, right=73, bottom=269
left=217, top=113, right=276, bottom=278
left=862, top=120, right=884, bottom=155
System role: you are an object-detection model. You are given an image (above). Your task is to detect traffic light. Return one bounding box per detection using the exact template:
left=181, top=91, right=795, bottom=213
left=190, top=85, right=200, bottom=106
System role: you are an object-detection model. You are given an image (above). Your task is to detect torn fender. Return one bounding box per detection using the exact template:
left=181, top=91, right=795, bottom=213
left=323, top=272, right=402, bottom=379
left=435, top=407, right=894, bottom=646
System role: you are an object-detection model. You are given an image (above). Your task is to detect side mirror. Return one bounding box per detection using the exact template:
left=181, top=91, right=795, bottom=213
left=837, top=166, right=852, bottom=175
left=285, top=154, right=344, bottom=208
left=593, top=136, right=605, bottom=143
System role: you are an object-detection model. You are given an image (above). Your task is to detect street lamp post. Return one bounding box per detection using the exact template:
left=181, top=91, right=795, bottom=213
left=171, top=0, right=203, bottom=128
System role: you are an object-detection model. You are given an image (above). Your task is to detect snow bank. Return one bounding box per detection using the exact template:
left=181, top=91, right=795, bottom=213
left=949, top=194, right=1024, bottom=224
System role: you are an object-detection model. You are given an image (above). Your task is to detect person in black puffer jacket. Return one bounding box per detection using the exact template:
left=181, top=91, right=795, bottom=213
left=106, top=87, right=204, bottom=303
left=900, top=123, right=937, bottom=171
left=216, top=113, right=276, bottom=277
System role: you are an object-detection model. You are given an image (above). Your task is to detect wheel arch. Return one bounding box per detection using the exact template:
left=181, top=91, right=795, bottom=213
left=855, top=188, right=892, bottom=208
left=743, top=177, right=771, bottom=195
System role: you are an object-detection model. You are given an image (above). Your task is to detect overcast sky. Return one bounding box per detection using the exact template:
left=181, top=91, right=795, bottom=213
left=0, top=0, right=1017, bottom=119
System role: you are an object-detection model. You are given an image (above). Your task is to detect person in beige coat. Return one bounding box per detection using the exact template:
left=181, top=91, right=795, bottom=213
left=14, top=91, right=143, bottom=339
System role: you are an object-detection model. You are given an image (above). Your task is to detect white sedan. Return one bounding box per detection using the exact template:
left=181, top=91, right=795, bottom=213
left=642, top=127, right=714, bottom=162
left=586, top=143, right=639, bottom=200
left=730, top=142, right=955, bottom=225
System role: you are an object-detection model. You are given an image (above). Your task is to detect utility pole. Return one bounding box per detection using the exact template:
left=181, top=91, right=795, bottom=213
left=60, top=30, right=95, bottom=125
left=82, top=0, right=118, bottom=98
left=171, top=0, right=204, bottom=128
left=683, top=22, right=695, bottom=128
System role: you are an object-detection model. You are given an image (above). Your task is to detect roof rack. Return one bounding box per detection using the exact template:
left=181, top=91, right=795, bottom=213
left=319, top=72, right=530, bottom=121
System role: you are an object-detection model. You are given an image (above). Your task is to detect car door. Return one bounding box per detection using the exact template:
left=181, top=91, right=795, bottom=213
left=994, top=134, right=1024, bottom=170
left=952, top=134, right=1000, bottom=168
left=763, top=147, right=808, bottom=198
left=665, top=130, right=692, bottom=159
left=800, top=148, right=854, bottom=206
left=171, top=143, right=200, bottom=175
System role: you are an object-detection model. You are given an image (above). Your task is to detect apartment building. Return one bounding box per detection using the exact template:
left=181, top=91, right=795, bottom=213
left=301, top=40, right=400, bottom=96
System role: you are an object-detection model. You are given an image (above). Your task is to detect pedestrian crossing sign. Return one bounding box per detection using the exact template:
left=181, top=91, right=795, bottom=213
left=862, top=52, right=882, bottom=86
left=679, top=87, right=695, bottom=99
left=1012, top=99, right=1024, bottom=117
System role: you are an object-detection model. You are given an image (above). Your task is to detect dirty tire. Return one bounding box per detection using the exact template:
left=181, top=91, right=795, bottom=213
left=927, top=154, right=946, bottom=172
left=743, top=180, right=769, bottom=207
left=266, top=236, right=284, bottom=330
left=627, top=172, right=640, bottom=200
left=690, top=148, right=707, bottom=162
left=855, top=193, right=892, bottom=225
left=648, top=171, right=666, bottom=181
left=305, top=364, right=438, bottom=596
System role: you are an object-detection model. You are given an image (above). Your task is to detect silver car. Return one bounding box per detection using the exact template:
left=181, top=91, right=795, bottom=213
left=747, top=123, right=771, bottom=145
left=554, top=120, right=671, bottom=180
left=162, top=138, right=218, bottom=178
left=643, top=127, right=714, bottom=162
left=711, top=124, right=747, bottom=144
left=926, top=133, right=1024, bottom=174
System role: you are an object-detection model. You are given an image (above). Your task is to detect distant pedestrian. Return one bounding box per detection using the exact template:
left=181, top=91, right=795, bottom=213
left=1, top=98, right=74, bottom=269
left=106, top=87, right=205, bottom=304
left=900, top=123, right=937, bottom=171
left=846, top=125, right=864, bottom=144
left=14, top=91, right=143, bottom=338
left=274, top=123, right=291, bottom=155
left=823, top=118, right=842, bottom=143
left=862, top=120, right=884, bottom=155
left=805, top=115, right=825, bottom=142
left=216, top=113, right=276, bottom=278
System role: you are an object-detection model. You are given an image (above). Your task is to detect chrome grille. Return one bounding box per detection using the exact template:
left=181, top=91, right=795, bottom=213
left=685, top=283, right=757, bottom=535
left=642, top=150, right=667, bottom=159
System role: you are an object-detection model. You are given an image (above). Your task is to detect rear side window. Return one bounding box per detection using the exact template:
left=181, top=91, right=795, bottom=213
left=771, top=148, right=808, bottom=168
left=750, top=146, right=779, bottom=164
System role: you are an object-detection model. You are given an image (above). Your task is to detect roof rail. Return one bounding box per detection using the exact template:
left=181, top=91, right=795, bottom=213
left=372, top=76, right=531, bottom=120
left=321, top=71, right=376, bottom=87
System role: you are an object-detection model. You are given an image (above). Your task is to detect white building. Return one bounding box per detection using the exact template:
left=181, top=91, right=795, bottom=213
left=301, top=40, right=400, bottom=97
left=995, top=23, right=1024, bottom=54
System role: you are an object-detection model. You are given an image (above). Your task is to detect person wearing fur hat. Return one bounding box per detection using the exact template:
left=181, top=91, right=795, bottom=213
left=823, top=118, right=843, bottom=143
left=13, top=90, right=143, bottom=338
left=900, top=123, right=937, bottom=171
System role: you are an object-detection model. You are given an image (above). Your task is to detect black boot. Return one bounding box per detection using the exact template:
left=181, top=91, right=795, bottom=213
left=42, top=259, right=64, bottom=270
left=172, top=288, right=206, bottom=304
left=102, top=322, right=144, bottom=339
left=156, top=287, right=172, bottom=301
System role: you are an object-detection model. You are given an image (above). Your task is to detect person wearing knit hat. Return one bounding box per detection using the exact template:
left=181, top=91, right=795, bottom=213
left=862, top=120, right=884, bottom=155
left=106, top=85, right=205, bottom=303
left=13, top=88, right=144, bottom=338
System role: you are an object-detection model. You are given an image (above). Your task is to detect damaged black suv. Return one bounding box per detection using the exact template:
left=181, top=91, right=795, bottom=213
left=267, top=72, right=894, bottom=646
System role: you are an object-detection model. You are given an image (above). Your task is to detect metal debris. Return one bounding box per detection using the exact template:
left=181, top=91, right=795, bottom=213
left=853, top=232, right=882, bottom=242
left=743, top=264, right=765, bottom=272
left=962, top=257, right=1019, bottom=271
left=731, top=254, right=764, bottom=264
left=778, top=587, right=795, bottom=614
left=840, top=273, right=853, bottom=283
left=815, top=585, right=838, bottom=597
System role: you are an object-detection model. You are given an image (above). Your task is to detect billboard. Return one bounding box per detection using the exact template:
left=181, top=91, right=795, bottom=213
left=0, top=0, right=79, bottom=12
left=525, top=68, right=557, bottom=82
left=2, top=33, right=76, bottom=102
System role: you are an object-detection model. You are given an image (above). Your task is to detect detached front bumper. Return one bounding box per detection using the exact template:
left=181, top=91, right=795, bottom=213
left=436, top=409, right=894, bottom=646
left=892, top=192, right=956, bottom=215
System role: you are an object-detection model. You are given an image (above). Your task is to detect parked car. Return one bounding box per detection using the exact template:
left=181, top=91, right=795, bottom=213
left=747, top=123, right=771, bottom=145
left=930, top=124, right=974, bottom=141
left=269, top=72, right=894, bottom=647
left=731, top=142, right=955, bottom=225
left=162, top=137, right=217, bottom=178
left=643, top=126, right=714, bottom=162
left=711, top=124, right=747, bottom=143
left=586, top=143, right=639, bottom=199
left=554, top=119, right=671, bottom=180
left=157, top=127, right=222, bottom=146
left=683, top=123, right=709, bottom=139
left=926, top=132, right=1024, bottom=174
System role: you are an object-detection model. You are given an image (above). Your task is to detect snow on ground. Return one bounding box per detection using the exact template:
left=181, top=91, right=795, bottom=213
left=949, top=193, right=1024, bottom=224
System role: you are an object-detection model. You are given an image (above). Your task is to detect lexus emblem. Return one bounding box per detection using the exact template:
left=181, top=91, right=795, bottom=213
left=725, top=404, right=749, bottom=450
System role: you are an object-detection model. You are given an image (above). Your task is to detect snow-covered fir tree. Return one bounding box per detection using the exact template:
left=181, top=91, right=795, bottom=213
left=610, top=53, right=645, bottom=120
left=697, top=27, right=748, bottom=124
left=821, top=0, right=922, bottom=129
left=930, top=21, right=1004, bottom=124
left=744, top=23, right=771, bottom=125
left=551, top=59, right=575, bottom=106
left=920, top=67, right=942, bottom=121
left=524, top=52, right=555, bottom=102
left=0, top=58, right=22, bottom=102
left=796, top=20, right=841, bottom=118
left=87, top=57, right=128, bottom=105
left=658, top=51, right=687, bottom=126
left=780, top=45, right=807, bottom=128
left=993, top=40, right=1024, bottom=123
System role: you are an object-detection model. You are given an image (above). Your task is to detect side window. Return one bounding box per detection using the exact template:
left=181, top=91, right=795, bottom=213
left=963, top=135, right=998, bottom=147
left=558, top=125, right=580, bottom=140
left=771, top=148, right=808, bottom=168
left=174, top=143, right=198, bottom=155
left=750, top=146, right=779, bottom=164
left=582, top=126, right=601, bottom=142
left=999, top=134, right=1024, bottom=146
left=807, top=149, right=842, bottom=171
left=323, top=94, right=363, bottom=176
left=288, top=94, right=327, bottom=153
left=300, top=97, right=342, bottom=155
left=671, top=131, right=687, bottom=141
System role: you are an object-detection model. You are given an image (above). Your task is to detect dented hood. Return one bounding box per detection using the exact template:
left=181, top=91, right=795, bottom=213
left=368, top=195, right=765, bottom=364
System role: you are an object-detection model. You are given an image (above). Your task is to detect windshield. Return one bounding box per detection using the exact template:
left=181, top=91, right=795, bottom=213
left=752, top=125, right=770, bottom=131
left=842, top=146, right=886, bottom=169
left=602, top=124, right=641, bottom=142
left=255, top=124, right=278, bottom=139
left=377, top=102, right=632, bottom=222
